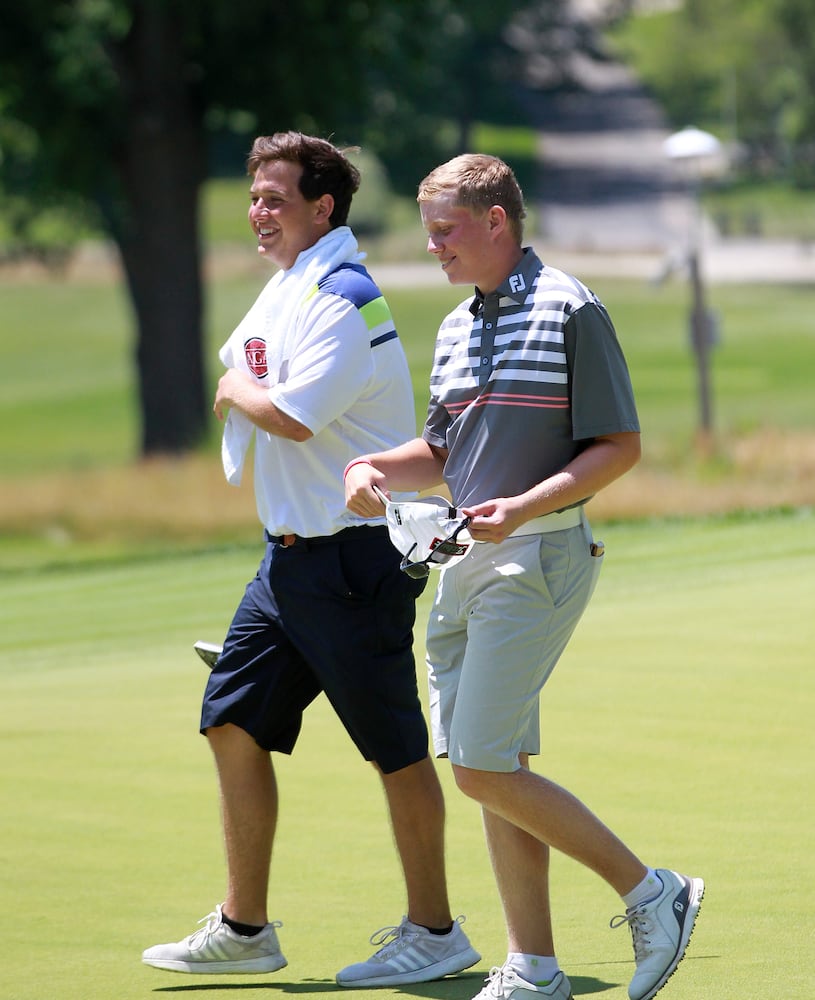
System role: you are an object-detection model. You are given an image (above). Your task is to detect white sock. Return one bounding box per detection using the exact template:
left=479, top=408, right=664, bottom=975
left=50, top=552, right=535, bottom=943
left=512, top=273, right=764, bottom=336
left=622, top=867, right=664, bottom=910
left=507, top=953, right=560, bottom=985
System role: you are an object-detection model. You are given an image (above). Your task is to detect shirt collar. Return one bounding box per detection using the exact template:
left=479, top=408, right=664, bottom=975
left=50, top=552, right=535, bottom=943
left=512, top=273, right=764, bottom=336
left=468, top=247, right=542, bottom=316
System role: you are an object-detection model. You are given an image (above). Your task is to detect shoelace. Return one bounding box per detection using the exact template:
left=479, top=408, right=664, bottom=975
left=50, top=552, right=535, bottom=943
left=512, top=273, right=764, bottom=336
left=610, top=907, right=655, bottom=962
left=188, top=909, right=224, bottom=947
left=481, top=966, right=511, bottom=998
left=189, top=907, right=282, bottom=947
left=366, top=914, right=465, bottom=960
left=367, top=920, right=420, bottom=958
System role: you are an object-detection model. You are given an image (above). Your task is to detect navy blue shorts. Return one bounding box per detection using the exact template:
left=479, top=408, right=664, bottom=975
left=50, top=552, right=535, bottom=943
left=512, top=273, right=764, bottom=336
left=200, top=526, right=429, bottom=774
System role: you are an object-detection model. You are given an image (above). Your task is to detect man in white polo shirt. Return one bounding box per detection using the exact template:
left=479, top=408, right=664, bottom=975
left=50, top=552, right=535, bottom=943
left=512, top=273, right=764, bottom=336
left=142, top=133, right=478, bottom=985
left=345, top=153, right=704, bottom=1000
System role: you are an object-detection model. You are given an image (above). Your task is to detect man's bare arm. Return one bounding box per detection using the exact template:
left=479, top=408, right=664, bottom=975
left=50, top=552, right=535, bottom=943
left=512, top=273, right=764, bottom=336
left=463, top=431, right=641, bottom=543
left=214, top=368, right=312, bottom=441
left=345, top=438, right=448, bottom=517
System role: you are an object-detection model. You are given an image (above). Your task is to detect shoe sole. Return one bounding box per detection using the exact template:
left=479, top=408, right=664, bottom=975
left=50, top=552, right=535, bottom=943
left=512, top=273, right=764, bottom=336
left=634, top=875, right=704, bottom=1000
left=142, top=953, right=287, bottom=975
left=335, top=946, right=481, bottom=987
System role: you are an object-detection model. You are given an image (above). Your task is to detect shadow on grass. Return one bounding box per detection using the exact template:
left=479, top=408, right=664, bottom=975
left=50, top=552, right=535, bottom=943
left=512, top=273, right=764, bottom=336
left=152, top=971, right=618, bottom=996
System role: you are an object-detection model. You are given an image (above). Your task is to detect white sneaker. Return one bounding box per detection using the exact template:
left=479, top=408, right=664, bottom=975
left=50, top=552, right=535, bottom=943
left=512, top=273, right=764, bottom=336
left=612, top=869, right=705, bottom=1000
left=472, top=966, right=573, bottom=1000
left=142, top=904, right=287, bottom=975
left=335, top=915, right=480, bottom=987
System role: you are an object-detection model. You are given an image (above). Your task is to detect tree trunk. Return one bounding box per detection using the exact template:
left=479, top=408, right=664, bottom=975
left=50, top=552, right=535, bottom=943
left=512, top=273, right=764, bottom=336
left=114, top=2, right=208, bottom=456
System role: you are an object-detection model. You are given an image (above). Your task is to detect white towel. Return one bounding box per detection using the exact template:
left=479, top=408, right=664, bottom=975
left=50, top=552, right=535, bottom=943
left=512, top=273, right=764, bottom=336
left=219, top=226, right=363, bottom=485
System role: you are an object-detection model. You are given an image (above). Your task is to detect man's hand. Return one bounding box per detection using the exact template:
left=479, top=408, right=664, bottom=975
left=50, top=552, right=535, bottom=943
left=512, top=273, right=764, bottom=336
left=345, top=463, right=389, bottom=518
left=461, top=497, right=528, bottom=543
left=460, top=432, right=641, bottom=543
left=213, top=368, right=253, bottom=421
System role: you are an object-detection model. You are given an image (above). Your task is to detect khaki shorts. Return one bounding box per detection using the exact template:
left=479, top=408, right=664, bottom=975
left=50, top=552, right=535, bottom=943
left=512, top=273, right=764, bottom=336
left=426, top=514, right=603, bottom=772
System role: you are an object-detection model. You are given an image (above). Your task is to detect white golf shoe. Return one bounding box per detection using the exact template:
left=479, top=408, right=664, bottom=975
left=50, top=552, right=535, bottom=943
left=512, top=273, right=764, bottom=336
left=612, top=868, right=705, bottom=1000
left=336, top=915, right=480, bottom=987
left=142, top=904, right=286, bottom=975
left=472, top=966, right=573, bottom=1000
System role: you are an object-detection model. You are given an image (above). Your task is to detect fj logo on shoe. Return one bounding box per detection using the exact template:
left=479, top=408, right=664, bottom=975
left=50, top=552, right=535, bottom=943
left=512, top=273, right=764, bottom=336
left=674, top=901, right=685, bottom=913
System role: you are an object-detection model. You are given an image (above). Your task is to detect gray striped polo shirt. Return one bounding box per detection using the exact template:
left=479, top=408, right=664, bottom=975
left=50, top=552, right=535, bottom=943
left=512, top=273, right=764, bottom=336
left=422, top=248, right=640, bottom=508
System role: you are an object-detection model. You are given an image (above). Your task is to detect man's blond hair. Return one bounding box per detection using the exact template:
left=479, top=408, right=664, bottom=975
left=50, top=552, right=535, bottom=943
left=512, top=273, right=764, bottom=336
left=417, top=154, right=526, bottom=243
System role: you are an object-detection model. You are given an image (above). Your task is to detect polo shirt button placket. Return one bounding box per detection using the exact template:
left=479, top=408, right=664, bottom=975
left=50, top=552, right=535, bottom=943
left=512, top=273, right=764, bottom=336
left=480, top=311, right=497, bottom=385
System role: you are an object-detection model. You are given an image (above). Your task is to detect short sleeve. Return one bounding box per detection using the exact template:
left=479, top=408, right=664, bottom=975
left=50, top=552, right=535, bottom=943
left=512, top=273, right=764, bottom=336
left=565, top=302, right=640, bottom=440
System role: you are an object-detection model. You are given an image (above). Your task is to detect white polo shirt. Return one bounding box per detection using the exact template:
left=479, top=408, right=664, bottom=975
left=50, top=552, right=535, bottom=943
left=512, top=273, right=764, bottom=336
left=248, top=264, right=415, bottom=537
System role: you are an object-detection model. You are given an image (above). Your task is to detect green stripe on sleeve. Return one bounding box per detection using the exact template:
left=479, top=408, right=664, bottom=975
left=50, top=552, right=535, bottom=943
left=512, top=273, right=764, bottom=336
left=359, top=295, right=392, bottom=331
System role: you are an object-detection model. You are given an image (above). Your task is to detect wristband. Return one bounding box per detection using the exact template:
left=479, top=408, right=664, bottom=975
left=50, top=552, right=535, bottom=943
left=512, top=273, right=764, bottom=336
left=343, top=458, right=373, bottom=480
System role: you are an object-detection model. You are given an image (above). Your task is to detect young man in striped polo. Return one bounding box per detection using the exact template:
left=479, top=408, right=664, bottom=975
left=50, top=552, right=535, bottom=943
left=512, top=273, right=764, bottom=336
left=345, top=153, right=704, bottom=1000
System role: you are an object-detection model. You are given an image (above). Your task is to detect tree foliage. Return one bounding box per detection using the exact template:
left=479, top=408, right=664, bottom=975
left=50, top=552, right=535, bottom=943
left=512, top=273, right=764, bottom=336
left=0, top=0, right=564, bottom=455
left=609, top=0, right=815, bottom=185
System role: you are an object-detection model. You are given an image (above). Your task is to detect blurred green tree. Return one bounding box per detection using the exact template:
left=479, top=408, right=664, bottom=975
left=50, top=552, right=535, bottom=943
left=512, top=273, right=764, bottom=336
left=0, top=0, right=569, bottom=455
left=610, top=0, right=815, bottom=183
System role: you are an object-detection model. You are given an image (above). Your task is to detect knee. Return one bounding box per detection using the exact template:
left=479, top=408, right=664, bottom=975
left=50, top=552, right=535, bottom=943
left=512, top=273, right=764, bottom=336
left=206, top=722, right=260, bottom=759
left=452, top=763, right=493, bottom=802
left=205, top=722, right=233, bottom=749
left=381, top=755, right=444, bottom=803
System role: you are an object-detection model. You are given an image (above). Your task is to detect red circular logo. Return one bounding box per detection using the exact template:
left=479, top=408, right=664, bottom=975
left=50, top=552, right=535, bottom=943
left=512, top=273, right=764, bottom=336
left=244, top=338, right=268, bottom=378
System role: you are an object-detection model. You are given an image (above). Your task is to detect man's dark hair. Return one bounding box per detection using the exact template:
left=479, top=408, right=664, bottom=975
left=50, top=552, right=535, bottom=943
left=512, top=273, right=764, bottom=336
left=247, top=132, right=361, bottom=228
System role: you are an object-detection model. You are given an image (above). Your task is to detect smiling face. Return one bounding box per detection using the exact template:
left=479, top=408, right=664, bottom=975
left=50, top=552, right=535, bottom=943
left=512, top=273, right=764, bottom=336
left=248, top=159, right=333, bottom=270
left=420, top=194, right=523, bottom=293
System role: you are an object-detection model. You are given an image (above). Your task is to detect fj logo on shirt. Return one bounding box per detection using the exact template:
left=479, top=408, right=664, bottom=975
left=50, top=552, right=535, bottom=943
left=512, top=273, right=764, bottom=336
left=509, top=273, right=526, bottom=294
left=244, top=338, right=268, bottom=378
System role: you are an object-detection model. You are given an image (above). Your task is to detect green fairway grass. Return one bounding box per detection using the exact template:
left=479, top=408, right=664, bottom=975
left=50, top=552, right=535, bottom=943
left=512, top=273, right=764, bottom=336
left=0, top=279, right=136, bottom=472
left=2, top=509, right=813, bottom=1000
